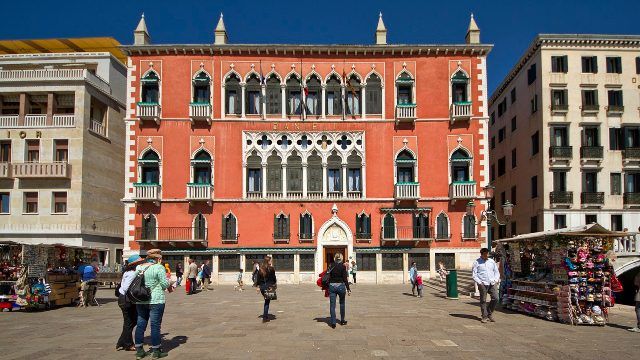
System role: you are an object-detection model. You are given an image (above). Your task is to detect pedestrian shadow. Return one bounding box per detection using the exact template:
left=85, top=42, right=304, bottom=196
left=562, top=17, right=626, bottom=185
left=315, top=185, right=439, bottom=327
left=449, top=313, right=482, bottom=321
left=606, top=322, right=635, bottom=331
left=94, top=297, right=118, bottom=305
left=259, top=314, right=277, bottom=321
left=163, top=335, right=188, bottom=352
left=313, top=316, right=333, bottom=327
left=401, top=293, right=417, bottom=297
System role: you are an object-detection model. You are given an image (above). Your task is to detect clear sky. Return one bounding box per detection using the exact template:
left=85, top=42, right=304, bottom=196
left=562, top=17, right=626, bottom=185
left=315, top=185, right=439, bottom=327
left=1, top=0, right=639, bottom=94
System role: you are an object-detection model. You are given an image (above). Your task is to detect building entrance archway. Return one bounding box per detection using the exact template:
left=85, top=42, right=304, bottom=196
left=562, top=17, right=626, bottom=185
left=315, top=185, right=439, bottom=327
left=316, top=205, right=353, bottom=273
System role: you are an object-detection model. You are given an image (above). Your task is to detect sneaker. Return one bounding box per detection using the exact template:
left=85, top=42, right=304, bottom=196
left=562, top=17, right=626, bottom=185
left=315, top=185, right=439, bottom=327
left=628, top=327, right=640, bottom=333
left=135, top=348, right=148, bottom=360
left=488, top=316, right=496, bottom=322
left=151, top=349, right=168, bottom=359
left=339, top=320, right=348, bottom=326
left=480, top=318, right=489, bottom=324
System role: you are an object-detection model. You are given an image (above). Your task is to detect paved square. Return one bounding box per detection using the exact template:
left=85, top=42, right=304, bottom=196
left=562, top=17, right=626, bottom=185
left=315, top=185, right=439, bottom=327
left=0, top=285, right=638, bottom=359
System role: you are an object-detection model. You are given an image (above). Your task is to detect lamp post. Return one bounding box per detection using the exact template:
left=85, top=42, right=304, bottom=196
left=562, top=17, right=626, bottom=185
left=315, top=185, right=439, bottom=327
left=466, top=184, right=514, bottom=250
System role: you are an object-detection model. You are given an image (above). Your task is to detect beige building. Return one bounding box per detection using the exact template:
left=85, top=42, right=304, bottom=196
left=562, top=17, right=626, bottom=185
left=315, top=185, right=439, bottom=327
left=489, top=34, right=640, bottom=238
left=0, top=38, right=126, bottom=265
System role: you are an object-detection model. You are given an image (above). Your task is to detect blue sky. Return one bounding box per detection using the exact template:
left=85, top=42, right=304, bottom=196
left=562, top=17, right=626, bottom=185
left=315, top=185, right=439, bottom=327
left=1, top=0, right=639, bottom=93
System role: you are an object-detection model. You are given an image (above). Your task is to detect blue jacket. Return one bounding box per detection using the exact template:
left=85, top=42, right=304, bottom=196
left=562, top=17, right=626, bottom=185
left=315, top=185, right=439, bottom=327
left=82, top=265, right=96, bottom=282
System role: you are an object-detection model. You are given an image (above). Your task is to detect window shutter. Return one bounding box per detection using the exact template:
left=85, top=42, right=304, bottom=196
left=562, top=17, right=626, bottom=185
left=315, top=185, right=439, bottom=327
left=284, top=216, right=290, bottom=238
left=609, top=128, right=616, bottom=150
left=636, top=57, right=640, bottom=74
left=273, top=215, right=279, bottom=237
left=562, top=56, right=568, bottom=72
left=619, top=91, right=624, bottom=106
left=606, top=58, right=612, bottom=73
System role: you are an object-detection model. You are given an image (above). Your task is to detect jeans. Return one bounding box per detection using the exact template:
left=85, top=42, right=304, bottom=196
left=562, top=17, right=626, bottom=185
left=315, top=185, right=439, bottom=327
left=260, top=284, right=271, bottom=319
left=135, top=303, right=165, bottom=349
left=188, top=277, right=197, bottom=294
left=352, top=273, right=356, bottom=284
left=635, top=301, right=640, bottom=328
left=176, top=275, right=182, bottom=286
left=411, top=280, right=417, bottom=295
left=116, top=295, right=137, bottom=348
left=329, top=283, right=346, bottom=325
left=478, top=283, right=498, bottom=319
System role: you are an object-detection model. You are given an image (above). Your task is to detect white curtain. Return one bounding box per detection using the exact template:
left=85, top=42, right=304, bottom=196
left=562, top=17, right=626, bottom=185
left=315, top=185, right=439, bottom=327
left=348, top=169, right=360, bottom=191
left=347, top=93, right=359, bottom=114
left=328, top=169, right=341, bottom=192
left=327, top=93, right=335, bottom=115
left=228, top=92, right=236, bottom=114
left=307, top=93, right=317, bottom=114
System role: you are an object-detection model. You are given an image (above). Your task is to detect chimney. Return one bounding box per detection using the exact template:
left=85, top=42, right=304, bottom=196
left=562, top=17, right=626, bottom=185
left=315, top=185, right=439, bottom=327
left=214, top=13, right=228, bottom=45
left=375, top=12, right=387, bottom=45
left=465, top=13, right=480, bottom=44
left=134, top=13, right=151, bottom=45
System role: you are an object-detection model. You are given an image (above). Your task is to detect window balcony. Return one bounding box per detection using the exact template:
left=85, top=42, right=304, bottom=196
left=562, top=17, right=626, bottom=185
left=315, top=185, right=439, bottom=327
left=273, top=234, right=290, bottom=244
left=549, top=146, right=572, bottom=160
left=395, top=104, right=417, bottom=122
left=580, top=146, right=603, bottom=160
left=24, top=114, right=46, bottom=127
left=449, top=181, right=476, bottom=200
left=12, top=162, right=69, bottom=178
left=551, top=104, right=569, bottom=114
left=581, top=192, right=604, bottom=206
left=550, top=191, right=573, bottom=206
left=394, top=182, right=420, bottom=200
left=346, top=191, right=362, bottom=199
left=327, top=191, right=342, bottom=199
left=298, top=232, right=315, bottom=243
left=355, top=232, right=372, bottom=242
left=580, top=74, right=597, bottom=85
left=0, top=68, right=111, bottom=94
left=623, top=148, right=640, bottom=160
left=221, top=234, right=239, bottom=244
left=89, top=119, right=106, bottom=137
left=435, top=233, right=451, bottom=241
left=186, top=183, right=213, bottom=203
left=189, top=102, right=212, bottom=124
left=0, top=115, right=19, bottom=128
left=604, top=73, right=621, bottom=85
left=606, top=105, right=624, bottom=115
left=133, top=183, right=161, bottom=203
left=450, top=101, right=472, bottom=122
left=0, top=162, right=11, bottom=178
left=581, top=104, right=599, bottom=114
left=381, top=226, right=433, bottom=245
left=135, top=227, right=207, bottom=246
left=137, top=102, right=160, bottom=124
left=548, top=72, right=567, bottom=85
left=623, top=193, right=640, bottom=206
left=52, top=114, right=75, bottom=127
left=462, top=232, right=478, bottom=241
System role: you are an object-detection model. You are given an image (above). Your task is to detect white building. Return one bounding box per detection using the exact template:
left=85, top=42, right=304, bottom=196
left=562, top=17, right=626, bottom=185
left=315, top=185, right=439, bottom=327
left=0, top=38, right=127, bottom=265
left=489, top=34, right=640, bottom=237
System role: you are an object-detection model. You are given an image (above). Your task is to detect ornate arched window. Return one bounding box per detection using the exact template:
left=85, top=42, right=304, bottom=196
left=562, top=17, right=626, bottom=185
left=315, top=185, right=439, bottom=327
left=246, top=151, right=262, bottom=194
left=347, top=152, right=362, bottom=193
left=193, top=213, right=207, bottom=240
left=286, top=75, right=302, bottom=115
left=395, top=150, right=416, bottom=184
left=287, top=152, right=302, bottom=194
left=274, top=213, right=290, bottom=240
left=436, top=213, right=450, bottom=240
left=266, top=152, right=282, bottom=193
left=325, top=74, right=342, bottom=115
left=225, top=73, right=241, bottom=115
left=327, top=152, right=342, bottom=193
left=463, top=214, right=476, bottom=239
left=139, top=150, right=160, bottom=184
left=451, top=70, right=469, bottom=103
left=355, top=212, right=371, bottom=239
left=266, top=74, right=281, bottom=115
left=192, top=72, right=210, bottom=103
left=245, top=74, right=261, bottom=115
left=306, top=74, right=321, bottom=115
left=383, top=213, right=395, bottom=239
left=141, top=214, right=157, bottom=240
left=307, top=151, right=322, bottom=195
left=451, top=149, right=472, bottom=182
left=396, top=72, right=414, bottom=105
left=365, top=73, right=382, bottom=114
left=299, top=212, right=313, bottom=240
left=345, top=74, right=361, bottom=115
left=221, top=213, right=237, bottom=240
left=191, top=150, right=212, bottom=184
left=413, top=213, right=429, bottom=239
left=141, top=71, right=159, bottom=103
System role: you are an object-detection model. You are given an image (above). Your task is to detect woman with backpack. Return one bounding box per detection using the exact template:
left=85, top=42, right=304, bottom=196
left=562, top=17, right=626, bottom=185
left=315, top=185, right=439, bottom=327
left=116, top=254, right=145, bottom=351
left=133, top=249, right=172, bottom=359
left=255, top=256, right=277, bottom=323
left=326, top=253, right=351, bottom=328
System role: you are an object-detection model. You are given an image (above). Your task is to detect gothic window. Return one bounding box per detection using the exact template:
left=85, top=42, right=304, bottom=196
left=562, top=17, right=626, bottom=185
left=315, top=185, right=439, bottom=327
left=451, top=70, right=469, bottom=103
left=192, top=72, right=210, bottom=103
left=306, top=74, right=321, bottom=115
left=141, top=214, right=156, bottom=240
left=451, top=149, right=471, bottom=183
left=365, top=73, right=382, bottom=114
left=325, top=74, right=342, bottom=115
left=245, top=74, right=261, bottom=115
left=246, top=152, right=262, bottom=193
left=287, top=152, right=302, bottom=192
left=395, top=150, right=416, bottom=184
left=355, top=213, right=371, bottom=239
left=436, top=213, right=450, bottom=239
left=345, top=74, right=361, bottom=115
left=299, top=213, right=313, bottom=240
left=307, top=152, right=323, bottom=193
left=139, top=150, right=160, bottom=184
left=225, top=73, right=241, bottom=115
left=266, top=152, right=282, bottom=192
left=286, top=75, right=302, bottom=115
left=222, top=213, right=237, bottom=240
left=193, top=213, right=207, bottom=240
left=141, top=71, right=159, bottom=103
left=327, top=152, right=342, bottom=193
left=266, top=74, right=281, bottom=114
left=347, top=152, right=362, bottom=192
left=413, top=213, right=429, bottom=239
left=191, top=150, right=212, bottom=184
left=274, top=213, right=290, bottom=240
left=396, top=72, right=414, bottom=105
left=463, top=215, right=476, bottom=239
left=383, top=213, right=395, bottom=239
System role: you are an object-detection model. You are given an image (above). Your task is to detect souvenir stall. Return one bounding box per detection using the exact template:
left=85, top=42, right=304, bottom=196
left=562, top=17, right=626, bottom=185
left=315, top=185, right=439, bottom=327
left=495, top=224, right=623, bottom=326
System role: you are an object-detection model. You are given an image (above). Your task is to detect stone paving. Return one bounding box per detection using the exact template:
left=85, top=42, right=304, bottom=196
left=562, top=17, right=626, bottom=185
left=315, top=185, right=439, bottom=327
left=0, top=285, right=638, bottom=360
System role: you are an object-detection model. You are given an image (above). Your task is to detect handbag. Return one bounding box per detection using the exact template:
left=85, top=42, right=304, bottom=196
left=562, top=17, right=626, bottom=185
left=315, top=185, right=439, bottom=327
left=321, top=266, right=334, bottom=288
left=126, top=266, right=152, bottom=303
left=264, top=285, right=277, bottom=301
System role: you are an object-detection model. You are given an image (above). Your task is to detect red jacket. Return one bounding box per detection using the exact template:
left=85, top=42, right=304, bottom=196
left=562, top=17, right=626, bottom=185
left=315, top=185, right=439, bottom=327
left=317, top=271, right=329, bottom=297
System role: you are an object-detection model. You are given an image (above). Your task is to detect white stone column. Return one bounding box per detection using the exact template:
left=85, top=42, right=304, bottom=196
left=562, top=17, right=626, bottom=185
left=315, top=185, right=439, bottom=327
left=211, top=254, right=219, bottom=285
left=241, top=83, right=246, bottom=118
left=294, top=254, right=300, bottom=284
left=322, top=163, right=328, bottom=198
left=281, top=85, right=286, bottom=119
left=376, top=253, right=382, bottom=285
left=429, top=251, right=436, bottom=279
left=282, top=164, right=287, bottom=198
left=240, top=255, right=246, bottom=275
left=341, top=164, right=347, bottom=198
left=302, top=163, right=308, bottom=198
left=261, top=163, right=267, bottom=198
left=361, top=86, right=366, bottom=120
left=403, top=253, right=409, bottom=284
left=321, top=84, right=326, bottom=119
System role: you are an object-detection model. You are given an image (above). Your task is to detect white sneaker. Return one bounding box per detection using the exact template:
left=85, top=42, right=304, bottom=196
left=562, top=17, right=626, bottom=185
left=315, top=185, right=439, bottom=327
left=628, top=327, right=640, bottom=333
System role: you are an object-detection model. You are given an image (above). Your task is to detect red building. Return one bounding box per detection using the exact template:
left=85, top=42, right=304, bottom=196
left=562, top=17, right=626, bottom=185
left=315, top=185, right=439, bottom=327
left=122, top=13, right=492, bottom=284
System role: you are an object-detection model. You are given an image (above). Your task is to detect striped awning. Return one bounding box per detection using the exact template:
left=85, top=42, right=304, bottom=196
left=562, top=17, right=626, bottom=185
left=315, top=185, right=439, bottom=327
left=380, top=207, right=431, bottom=213
left=160, top=247, right=316, bottom=255
left=354, top=247, right=412, bottom=253
left=0, top=37, right=125, bottom=63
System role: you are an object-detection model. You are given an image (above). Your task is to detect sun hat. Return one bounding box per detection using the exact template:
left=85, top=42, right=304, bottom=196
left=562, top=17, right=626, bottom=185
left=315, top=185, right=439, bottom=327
left=146, top=248, right=162, bottom=260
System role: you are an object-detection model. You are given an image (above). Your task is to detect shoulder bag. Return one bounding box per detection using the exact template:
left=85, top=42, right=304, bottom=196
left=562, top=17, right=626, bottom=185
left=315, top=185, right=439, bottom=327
left=126, top=266, right=152, bottom=303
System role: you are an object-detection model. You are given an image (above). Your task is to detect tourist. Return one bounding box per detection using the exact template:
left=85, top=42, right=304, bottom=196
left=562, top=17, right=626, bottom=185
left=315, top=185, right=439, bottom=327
left=472, top=248, right=501, bottom=323
left=255, top=256, right=277, bottom=323
left=437, top=261, right=449, bottom=283
left=235, top=268, right=244, bottom=292
left=409, top=261, right=418, bottom=296
left=116, top=253, right=145, bottom=351
left=628, top=271, right=640, bottom=332
left=175, top=262, right=183, bottom=287
left=251, top=261, right=260, bottom=286
left=350, top=260, right=357, bottom=284
left=187, top=258, right=198, bottom=295
left=416, top=273, right=424, bottom=298
left=202, top=259, right=212, bottom=291
left=327, top=253, right=351, bottom=328
left=134, top=249, right=172, bottom=359
left=79, top=260, right=98, bottom=307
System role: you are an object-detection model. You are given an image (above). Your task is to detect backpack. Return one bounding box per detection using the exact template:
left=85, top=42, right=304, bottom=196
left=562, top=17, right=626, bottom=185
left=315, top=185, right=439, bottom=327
left=321, top=265, right=334, bottom=288
left=127, top=266, right=152, bottom=303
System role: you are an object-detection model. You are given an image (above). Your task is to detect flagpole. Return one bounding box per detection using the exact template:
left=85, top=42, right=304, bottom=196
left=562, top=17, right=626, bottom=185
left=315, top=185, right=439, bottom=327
left=300, top=58, right=305, bottom=121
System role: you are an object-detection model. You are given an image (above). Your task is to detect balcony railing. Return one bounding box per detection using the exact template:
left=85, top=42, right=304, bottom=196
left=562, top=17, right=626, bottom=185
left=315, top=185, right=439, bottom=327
left=221, top=233, right=239, bottom=244
left=137, top=102, right=160, bottom=121
left=394, top=182, right=420, bottom=200
left=0, top=68, right=111, bottom=94
left=12, top=162, right=69, bottom=178
left=381, top=226, right=433, bottom=241
left=450, top=101, right=472, bottom=120
left=622, top=148, right=640, bottom=160
left=355, top=232, right=372, bottom=240
left=551, top=104, right=569, bottom=113
left=605, top=73, right=621, bottom=85
left=189, top=103, right=212, bottom=122
left=298, top=232, right=315, bottom=242
left=623, top=192, right=640, bottom=206
left=449, top=181, right=476, bottom=199
left=186, top=183, right=214, bottom=201
left=581, top=104, right=599, bottom=113
left=89, top=119, right=106, bottom=136
left=549, top=146, right=572, bottom=159
left=0, top=115, right=19, bottom=128
left=435, top=233, right=451, bottom=241
left=581, top=192, right=604, bottom=205
left=24, top=115, right=46, bottom=127
left=52, top=114, right=75, bottom=127
left=133, top=183, right=161, bottom=202
left=607, top=105, right=624, bottom=114
left=549, top=72, right=567, bottom=84
left=0, top=162, right=10, bottom=178
left=550, top=191, right=573, bottom=205
left=462, top=232, right=478, bottom=241
left=135, top=227, right=207, bottom=243
left=273, top=234, right=290, bottom=243
left=0, top=114, right=76, bottom=128
left=614, top=234, right=640, bottom=255
left=580, top=74, right=597, bottom=85
left=580, top=146, right=603, bottom=159
left=395, top=104, right=417, bottom=121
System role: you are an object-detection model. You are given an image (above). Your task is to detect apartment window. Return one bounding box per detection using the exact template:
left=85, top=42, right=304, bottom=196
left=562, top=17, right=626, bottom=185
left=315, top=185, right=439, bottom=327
left=0, top=193, right=9, bottom=214
left=345, top=75, right=362, bottom=115
left=140, top=71, right=159, bottom=103
left=498, top=225, right=507, bottom=239
left=497, top=98, right=507, bottom=117
left=498, top=157, right=506, bottom=176
left=26, top=139, right=39, bottom=162
left=551, top=55, right=568, bottom=73
left=52, top=192, right=67, bottom=214
left=606, top=57, right=622, bottom=74
left=490, top=112, right=495, bottom=125
left=247, top=168, right=262, bottom=193
left=608, top=90, right=623, bottom=107
left=531, top=176, right=538, bottom=198
left=530, top=94, right=538, bottom=114
left=511, top=116, right=517, bottom=132
left=531, top=131, right=539, bottom=155
left=527, top=63, right=537, bottom=85
left=511, top=148, right=517, bottom=168
left=551, top=89, right=568, bottom=107
left=625, top=127, right=640, bottom=148
left=625, top=173, right=640, bottom=193
left=582, top=56, right=598, bottom=73
left=192, top=72, right=211, bottom=103
left=581, top=89, right=599, bottom=108
left=306, top=75, right=321, bottom=115
left=225, top=73, right=241, bottom=115
left=554, top=215, right=567, bottom=229
left=582, top=127, right=599, bottom=148
left=498, top=127, right=506, bottom=143
left=611, top=173, right=622, bottom=195
left=585, top=214, right=597, bottom=224
left=222, top=213, right=237, bottom=241
left=245, top=75, right=261, bottom=115
left=491, top=136, right=495, bottom=149
left=610, top=215, right=623, bottom=231
left=530, top=215, right=538, bottom=233
left=551, top=127, right=568, bottom=147
left=500, top=191, right=506, bottom=205
left=356, top=253, right=376, bottom=271
left=265, top=75, right=281, bottom=115
left=365, top=74, right=382, bottom=115
left=636, top=57, right=640, bottom=74
left=273, top=214, right=290, bottom=240
left=24, top=192, right=38, bottom=214
left=511, top=186, right=517, bottom=205
left=0, top=141, right=10, bottom=162
left=325, top=75, right=342, bottom=115
left=54, top=139, right=68, bottom=162
left=553, top=171, right=567, bottom=192
left=510, top=221, right=517, bottom=237
left=583, top=172, right=598, bottom=193
left=510, top=88, right=516, bottom=104
left=490, top=164, right=495, bottom=182
left=609, top=128, right=624, bottom=150
left=355, top=213, right=371, bottom=239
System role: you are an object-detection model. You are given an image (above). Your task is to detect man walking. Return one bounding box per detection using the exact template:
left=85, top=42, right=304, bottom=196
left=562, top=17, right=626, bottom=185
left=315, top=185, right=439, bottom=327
left=472, top=248, right=501, bottom=323
left=187, top=258, right=198, bottom=295
left=202, top=260, right=212, bottom=291
left=409, top=262, right=418, bottom=296
left=628, top=271, right=640, bottom=332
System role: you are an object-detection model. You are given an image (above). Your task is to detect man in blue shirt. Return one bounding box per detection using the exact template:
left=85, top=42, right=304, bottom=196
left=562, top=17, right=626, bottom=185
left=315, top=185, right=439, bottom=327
left=472, top=248, right=501, bottom=323
left=409, top=262, right=418, bottom=296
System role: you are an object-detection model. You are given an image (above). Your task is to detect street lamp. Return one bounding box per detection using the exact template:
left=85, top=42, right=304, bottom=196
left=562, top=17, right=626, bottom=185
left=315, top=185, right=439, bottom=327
left=466, top=184, right=514, bottom=250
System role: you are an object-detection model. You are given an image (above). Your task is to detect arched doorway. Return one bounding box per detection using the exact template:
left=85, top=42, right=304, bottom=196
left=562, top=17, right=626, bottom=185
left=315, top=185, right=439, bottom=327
left=316, top=206, right=353, bottom=272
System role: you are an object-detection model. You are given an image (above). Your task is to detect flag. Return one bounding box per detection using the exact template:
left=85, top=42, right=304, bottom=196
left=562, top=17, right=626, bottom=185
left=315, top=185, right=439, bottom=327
left=300, top=60, right=308, bottom=120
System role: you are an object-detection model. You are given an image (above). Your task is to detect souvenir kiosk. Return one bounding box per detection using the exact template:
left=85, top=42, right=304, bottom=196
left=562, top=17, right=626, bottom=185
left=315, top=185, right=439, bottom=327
left=495, top=224, right=624, bottom=326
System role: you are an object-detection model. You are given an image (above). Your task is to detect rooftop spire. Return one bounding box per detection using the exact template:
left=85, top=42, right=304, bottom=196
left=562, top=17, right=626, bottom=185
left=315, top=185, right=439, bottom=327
left=214, top=13, right=228, bottom=45
left=134, top=13, right=151, bottom=45
left=466, top=13, right=480, bottom=44
left=375, top=12, right=387, bottom=45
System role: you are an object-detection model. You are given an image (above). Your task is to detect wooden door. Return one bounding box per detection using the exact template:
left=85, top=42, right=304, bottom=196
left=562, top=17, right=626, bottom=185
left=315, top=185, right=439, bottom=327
left=323, top=246, right=346, bottom=271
